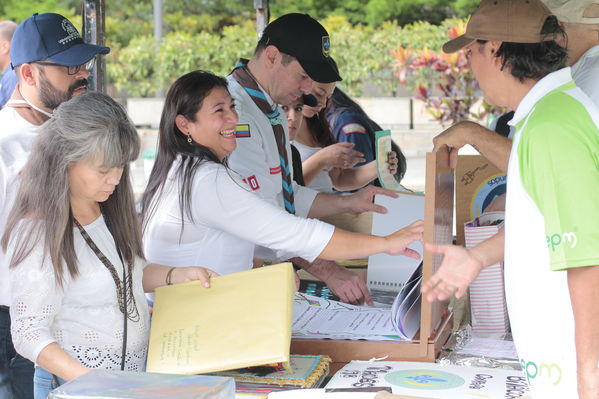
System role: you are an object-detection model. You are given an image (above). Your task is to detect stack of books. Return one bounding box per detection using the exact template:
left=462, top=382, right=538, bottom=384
left=210, top=355, right=331, bottom=397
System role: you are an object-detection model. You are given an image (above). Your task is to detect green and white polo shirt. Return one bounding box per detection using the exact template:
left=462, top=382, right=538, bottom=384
left=504, top=67, right=599, bottom=398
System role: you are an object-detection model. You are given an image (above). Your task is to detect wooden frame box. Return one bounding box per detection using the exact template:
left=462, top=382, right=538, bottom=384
left=291, top=151, right=454, bottom=367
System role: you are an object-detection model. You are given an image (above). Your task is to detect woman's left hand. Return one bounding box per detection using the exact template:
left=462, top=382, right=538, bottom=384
left=174, top=267, right=219, bottom=288
left=387, top=151, right=398, bottom=175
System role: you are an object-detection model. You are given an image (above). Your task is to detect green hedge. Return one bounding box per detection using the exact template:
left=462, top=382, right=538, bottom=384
left=108, top=16, right=465, bottom=98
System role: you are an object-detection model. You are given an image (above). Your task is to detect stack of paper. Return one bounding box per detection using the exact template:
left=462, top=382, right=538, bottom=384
left=390, top=264, right=422, bottom=340
left=209, top=355, right=331, bottom=389
left=147, top=263, right=296, bottom=374
left=292, top=281, right=422, bottom=341
left=367, top=193, right=424, bottom=300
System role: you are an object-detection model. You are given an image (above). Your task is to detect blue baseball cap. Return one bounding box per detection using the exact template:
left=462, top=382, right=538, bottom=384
left=10, top=13, right=110, bottom=68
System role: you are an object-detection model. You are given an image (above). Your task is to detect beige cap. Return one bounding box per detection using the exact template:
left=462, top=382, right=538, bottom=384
left=443, top=0, right=555, bottom=54
left=542, top=0, right=599, bottom=24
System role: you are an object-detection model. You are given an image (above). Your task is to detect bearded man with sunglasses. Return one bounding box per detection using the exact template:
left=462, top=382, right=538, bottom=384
left=0, top=12, right=109, bottom=399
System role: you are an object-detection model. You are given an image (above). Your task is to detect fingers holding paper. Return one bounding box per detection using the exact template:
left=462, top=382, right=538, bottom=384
left=326, top=266, right=373, bottom=306
left=178, top=266, right=219, bottom=288
left=421, top=243, right=484, bottom=302
left=386, top=151, right=399, bottom=175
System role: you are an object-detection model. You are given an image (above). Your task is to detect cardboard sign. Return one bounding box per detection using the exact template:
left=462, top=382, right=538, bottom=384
left=455, top=155, right=506, bottom=246
left=326, top=361, right=529, bottom=399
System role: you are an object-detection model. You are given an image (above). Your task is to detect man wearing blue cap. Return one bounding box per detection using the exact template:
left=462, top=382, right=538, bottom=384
left=0, top=13, right=109, bottom=399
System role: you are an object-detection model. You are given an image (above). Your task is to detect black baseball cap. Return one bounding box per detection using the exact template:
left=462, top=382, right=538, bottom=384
left=11, top=13, right=110, bottom=68
left=259, top=13, right=342, bottom=83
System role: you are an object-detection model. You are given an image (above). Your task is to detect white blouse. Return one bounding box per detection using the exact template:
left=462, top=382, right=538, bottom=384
left=9, top=215, right=150, bottom=371
left=143, top=159, right=335, bottom=275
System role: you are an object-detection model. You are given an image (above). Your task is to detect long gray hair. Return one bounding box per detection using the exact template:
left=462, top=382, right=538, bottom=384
left=1, top=92, right=144, bottom=287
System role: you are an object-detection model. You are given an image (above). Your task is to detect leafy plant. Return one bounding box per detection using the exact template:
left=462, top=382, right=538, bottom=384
left=391, top=20, right=502, bottom=125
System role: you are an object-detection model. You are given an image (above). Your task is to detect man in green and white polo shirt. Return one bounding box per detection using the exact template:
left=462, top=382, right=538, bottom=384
left=422, top=0, right=599, bottom=398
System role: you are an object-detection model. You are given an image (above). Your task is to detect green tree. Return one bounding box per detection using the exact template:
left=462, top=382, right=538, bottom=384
left=365, top=0, right=454, bottom=26
left=0, top=0, right=76, bottom=23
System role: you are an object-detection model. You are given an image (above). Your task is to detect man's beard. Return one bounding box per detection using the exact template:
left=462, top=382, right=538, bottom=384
left=38, top=69, right=88, bottom=110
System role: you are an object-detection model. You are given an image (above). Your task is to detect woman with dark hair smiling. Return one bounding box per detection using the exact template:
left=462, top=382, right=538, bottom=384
left=141, top=70, right=424, bottom=279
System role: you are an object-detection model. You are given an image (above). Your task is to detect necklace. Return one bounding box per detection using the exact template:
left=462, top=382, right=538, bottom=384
left=73, top=218, right=140, bottom=323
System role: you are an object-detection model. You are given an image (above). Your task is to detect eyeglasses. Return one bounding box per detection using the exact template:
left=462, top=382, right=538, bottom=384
left=33, top=58, right=96, bottom=75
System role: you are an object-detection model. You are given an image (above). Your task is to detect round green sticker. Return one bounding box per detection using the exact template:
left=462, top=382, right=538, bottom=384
left=385, top=369, right=465, bottom=390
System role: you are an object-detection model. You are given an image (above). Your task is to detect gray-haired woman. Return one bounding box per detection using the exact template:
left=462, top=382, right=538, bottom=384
left=1, top=92, right=217, bottom=398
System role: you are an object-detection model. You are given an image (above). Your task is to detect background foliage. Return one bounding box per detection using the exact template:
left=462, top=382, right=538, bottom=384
left=0, top=0, right=482, bottom=112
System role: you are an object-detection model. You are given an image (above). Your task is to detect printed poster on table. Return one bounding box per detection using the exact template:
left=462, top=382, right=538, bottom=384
left=326, top=361, right=529, bottom=398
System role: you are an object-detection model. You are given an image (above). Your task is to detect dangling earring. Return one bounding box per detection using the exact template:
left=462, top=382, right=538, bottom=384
left=187, top=134, right=193, bottom=144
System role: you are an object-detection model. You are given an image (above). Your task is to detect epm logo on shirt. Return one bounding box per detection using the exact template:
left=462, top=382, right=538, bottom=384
left=235, top=124, right=251, bottom=138
left=546, top=231, right=577, bottom=251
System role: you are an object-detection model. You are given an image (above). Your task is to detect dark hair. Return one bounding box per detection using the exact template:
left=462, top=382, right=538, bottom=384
left=327, top=87, right=407, bottom=182
left=305, top=107, right=336, bottom=148
left=328, top=87, right=382, bottom=133
left=480, top=16, right=568, bottom=82
left=140, top=70, right=228, bottom=233
left=253, top=41, right=296, bottom=66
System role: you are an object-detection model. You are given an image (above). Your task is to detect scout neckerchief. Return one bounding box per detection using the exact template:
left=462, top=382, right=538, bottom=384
left=231, top=59, right=296, bottom=214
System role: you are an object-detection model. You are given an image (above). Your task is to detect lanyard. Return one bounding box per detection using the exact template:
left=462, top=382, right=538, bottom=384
left=73, top=217, right=139, bottom=370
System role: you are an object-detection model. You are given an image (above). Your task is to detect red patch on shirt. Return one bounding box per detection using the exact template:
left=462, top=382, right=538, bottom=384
left=269, top=166, right=281, bottom=175
left=243, top=175, right=260, bottom=191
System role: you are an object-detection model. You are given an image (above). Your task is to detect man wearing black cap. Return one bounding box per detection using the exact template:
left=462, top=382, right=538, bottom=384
left=227, top=13, right=396, bottom=306
left=421, top=0, right=599, bottom=397
left=0, top=13, right=109, bottom=399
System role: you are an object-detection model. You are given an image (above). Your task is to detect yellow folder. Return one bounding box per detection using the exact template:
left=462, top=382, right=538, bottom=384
left=146, top=262, right=296, bottom=374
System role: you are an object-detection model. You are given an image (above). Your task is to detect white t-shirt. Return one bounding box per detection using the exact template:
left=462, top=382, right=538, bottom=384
left=143, top=159, right=334, bottom=275
left=0, top=106, right=38, bottom=306
left=226, top=75, right=321, bottom=260
left=505, top=67, right=599, bottom=397
left=292, top=141, right=334, bottom=193
left=9, top=215, right=150, bottom=371
left=571, top=44, right=599, bottom=108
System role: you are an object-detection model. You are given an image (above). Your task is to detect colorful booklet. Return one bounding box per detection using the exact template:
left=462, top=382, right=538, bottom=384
left=147, top=263, right=296, bottom=374
left=209, top=355, right=331, bottom=389
left=47, top=369, right=234, bottom=398
left=375, top=130, right=403, bottom=191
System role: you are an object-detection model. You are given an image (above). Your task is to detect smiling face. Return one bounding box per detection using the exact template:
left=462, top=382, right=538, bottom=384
left=302, top=81, right=335, bottom=118
left=68, top=156, right=124, bottom=207
left=176, top=86, right=239, bottom=161
left=281, top=101, right=304, bottom=141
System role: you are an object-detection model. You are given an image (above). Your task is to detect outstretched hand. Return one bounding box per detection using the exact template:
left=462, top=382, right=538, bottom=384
left=344, top=185, right=398, bottom=215
left=421, top=243, right=484, bottom=302
left=385, top=220, right=424, bottom=258
left=320, top=142, right=365, bottom=169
